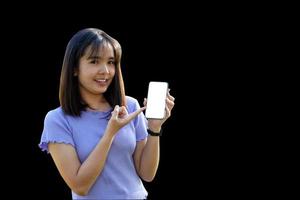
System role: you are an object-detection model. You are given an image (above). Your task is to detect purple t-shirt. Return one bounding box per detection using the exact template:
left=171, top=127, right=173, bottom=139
left=39, top=96, right=149, bottom=199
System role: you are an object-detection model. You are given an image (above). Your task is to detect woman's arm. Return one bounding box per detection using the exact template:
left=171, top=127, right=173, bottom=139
left=134, top=91, right=175, bottom=181
left=49, top=105, right=145, bottom=196
left=134, top=135, right=160, bottom=182
left=49, top=132, right=115, bottom=196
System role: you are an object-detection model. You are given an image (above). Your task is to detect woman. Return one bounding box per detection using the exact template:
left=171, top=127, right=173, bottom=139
left=39, top=28, right=175, bottom=199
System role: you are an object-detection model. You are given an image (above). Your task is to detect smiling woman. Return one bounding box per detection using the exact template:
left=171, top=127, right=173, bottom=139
left=59, top=29, right=125, bottom=116
left=38, top=28, right=175, bottom=200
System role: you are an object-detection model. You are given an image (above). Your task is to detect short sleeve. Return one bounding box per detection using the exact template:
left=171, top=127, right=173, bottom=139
left=127, top=97, right=148, bottom=141
left=38, top=108, right=75, bottom=153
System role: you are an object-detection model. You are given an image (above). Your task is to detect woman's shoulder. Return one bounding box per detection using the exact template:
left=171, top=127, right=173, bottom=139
left=126, top=95, right=138, bottom=104
left=125, top=96, right=140, bottom=111
left=44, top=107, right=66, bottom=121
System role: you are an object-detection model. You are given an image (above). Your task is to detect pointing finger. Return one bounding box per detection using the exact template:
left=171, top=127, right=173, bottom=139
left=124, top=106, right=146, bottom=123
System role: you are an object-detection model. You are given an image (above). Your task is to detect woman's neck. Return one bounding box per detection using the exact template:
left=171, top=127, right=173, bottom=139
left=81, top=92, right=110, bottom=111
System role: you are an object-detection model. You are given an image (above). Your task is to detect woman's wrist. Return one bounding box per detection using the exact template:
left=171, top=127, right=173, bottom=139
left=148, top=127, right=161, bottom=133
left=147, top=128, right=163, bottom=137
left=105, top=126, right=118, bottom=138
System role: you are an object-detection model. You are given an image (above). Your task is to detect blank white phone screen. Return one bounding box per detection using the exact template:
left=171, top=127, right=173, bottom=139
left=145, top=81, right=168, bottom=119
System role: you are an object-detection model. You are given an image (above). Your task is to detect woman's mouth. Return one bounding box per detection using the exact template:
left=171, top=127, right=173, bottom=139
left=95, top=78, right=108, bottom=86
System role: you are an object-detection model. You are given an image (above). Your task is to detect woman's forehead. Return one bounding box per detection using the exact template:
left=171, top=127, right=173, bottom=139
left=85, top=41, right=114, bottom=58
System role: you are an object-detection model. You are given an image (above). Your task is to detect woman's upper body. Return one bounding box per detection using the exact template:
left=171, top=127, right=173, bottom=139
left=39, top=96, right=149, bottom=199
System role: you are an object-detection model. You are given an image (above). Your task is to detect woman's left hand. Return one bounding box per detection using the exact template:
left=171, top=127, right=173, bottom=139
left=144, top=89, right=175, bottom=132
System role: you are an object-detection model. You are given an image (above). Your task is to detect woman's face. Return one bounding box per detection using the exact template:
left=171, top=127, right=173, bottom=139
left=77, top=42, right=116, bottom=97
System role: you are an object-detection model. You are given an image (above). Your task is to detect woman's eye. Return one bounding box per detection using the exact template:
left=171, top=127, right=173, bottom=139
left=90, top=60, right=98, bottom=64
left=108, top=61, right=115, bottom=65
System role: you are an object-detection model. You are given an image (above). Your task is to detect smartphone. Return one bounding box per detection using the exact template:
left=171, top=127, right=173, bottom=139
left=145, top=81, right=168, bottom=119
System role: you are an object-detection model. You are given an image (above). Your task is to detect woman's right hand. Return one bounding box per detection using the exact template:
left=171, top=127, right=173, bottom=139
left=106, top=105, right=146, bottom=136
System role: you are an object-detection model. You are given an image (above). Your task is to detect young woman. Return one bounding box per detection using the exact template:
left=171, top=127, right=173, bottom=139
left=39, top=28, right=175, bottom=199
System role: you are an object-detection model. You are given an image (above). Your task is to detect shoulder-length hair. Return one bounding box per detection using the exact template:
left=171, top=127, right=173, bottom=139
left=59, top=28, right=126, bottom=116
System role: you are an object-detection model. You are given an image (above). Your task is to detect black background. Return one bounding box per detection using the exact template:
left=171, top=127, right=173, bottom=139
left=0, top=5, right=272, bottom=199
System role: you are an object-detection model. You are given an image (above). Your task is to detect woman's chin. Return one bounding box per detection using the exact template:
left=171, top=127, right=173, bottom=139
left=95, top=87, right=108, bottom=94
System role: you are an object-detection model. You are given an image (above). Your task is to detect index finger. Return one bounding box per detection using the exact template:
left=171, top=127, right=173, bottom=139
left=125, top=106, right=146, bottom=123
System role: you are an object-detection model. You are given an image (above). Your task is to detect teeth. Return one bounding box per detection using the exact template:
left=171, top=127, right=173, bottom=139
left=96, top=79, right=106, bottom=82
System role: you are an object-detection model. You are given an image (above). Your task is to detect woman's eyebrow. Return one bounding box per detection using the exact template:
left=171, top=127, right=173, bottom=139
left=87, top=56, right=115, bottom=60
left=87, top=56, right=100, bottom=60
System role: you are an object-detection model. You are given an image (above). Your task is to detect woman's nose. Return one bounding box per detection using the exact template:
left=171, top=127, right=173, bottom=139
left=98, top=65, right=109, bottom=73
